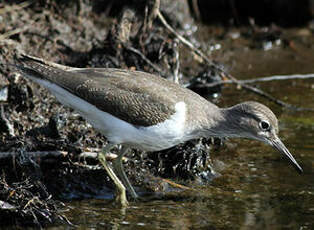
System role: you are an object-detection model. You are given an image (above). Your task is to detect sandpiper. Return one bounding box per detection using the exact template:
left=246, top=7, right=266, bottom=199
left=14, top=54, right=302, bottom=207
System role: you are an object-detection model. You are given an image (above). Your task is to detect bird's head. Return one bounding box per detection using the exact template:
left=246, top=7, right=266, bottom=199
left=222, top=101, right=303, bottom=173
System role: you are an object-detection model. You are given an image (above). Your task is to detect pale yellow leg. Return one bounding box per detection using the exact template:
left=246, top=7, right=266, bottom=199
left=112, top=146, right=138, bottom=199
left=98, top=143, right=128, bottom=207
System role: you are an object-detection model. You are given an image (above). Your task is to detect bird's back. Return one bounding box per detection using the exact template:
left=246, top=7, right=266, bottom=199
left=17, top=55, right=218, bottom=129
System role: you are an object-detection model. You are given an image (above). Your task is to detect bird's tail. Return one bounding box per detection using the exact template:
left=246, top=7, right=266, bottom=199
left=16, top=53, right=73, bottom=71
left=12, top=54, right=79, bottom=86
left=13, top=54, right=47, bottom=80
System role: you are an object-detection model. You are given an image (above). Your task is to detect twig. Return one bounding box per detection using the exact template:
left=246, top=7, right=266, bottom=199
left=0, top=151, right=129, bottom=162
left=147, top=0, right=160, bottom=30
left=205, top=70, right=314, bottom=111
left=237, top=73, right=314, bottom=83
left=155, top=9, right=313, bottom=110
left=0, top=151, right=68, bottom=160
left=194, top=73, right=314, bottom=87
left=162, top=178, right=194, bottom=190
left=0, top=27, right=28, bottom=41
left=78, top=151, right=128, bottom=162
left=0, top=0, right=33, bottom=14
left=172, top=39, right=180, bottom=83
left=240, top=84, right=314, bottom=111
left=124, top=45, right=167, bottom=76
left=195, top=78, right=314, bottom=111
left=157, top=11, right=217, bottom=68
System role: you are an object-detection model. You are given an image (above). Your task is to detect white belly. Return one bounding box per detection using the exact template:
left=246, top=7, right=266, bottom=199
left=30, top=78, right=190, bottom=151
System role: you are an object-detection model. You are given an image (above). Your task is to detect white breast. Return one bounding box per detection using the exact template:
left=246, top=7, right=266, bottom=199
left=131, top=101, right=188, bottom=151
left=28, top=78, right=190, bottom=151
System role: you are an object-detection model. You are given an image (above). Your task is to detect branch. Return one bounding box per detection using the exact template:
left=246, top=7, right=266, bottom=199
left=157, top=11, right=217, bottom=69
left=240, top=84, right=314, bottom=111
left=197, top=76, right=314, bottom=111
left=238, top=73, right=314, bottom=83
left=124, top=45, right=168, bottom=77
left=195, top=73, right=314, bottom=88
left=155, top=8, right=312, bottom=111
left=0, top=151, right=68, bottom=160
left=147, top=0, right=160, bottom=30
left=0, top=151, right=129, bottom=162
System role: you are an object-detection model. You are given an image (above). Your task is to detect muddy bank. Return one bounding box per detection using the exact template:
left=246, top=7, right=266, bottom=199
left=0, top=1, right=219, bottom=227
left=0, top=0, right=313, bottom=228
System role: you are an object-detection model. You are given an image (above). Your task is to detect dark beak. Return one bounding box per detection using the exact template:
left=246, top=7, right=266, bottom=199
left=270, top=137, right=303, bottom=173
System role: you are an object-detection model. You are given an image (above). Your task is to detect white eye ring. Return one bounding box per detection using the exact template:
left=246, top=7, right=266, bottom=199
left=259, top=120, right=270, bottom=131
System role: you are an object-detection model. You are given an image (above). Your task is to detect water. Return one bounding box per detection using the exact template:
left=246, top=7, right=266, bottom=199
left=51, top=26, right=314, bottom=229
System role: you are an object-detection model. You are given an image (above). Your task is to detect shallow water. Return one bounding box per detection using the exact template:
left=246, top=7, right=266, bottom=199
left=57, top=121, right=314, bottom=229
left=52, top=26, right=314, bottom=229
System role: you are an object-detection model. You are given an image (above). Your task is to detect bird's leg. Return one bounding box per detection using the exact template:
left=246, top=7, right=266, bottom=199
left=112, top=146, right=139, bottom=199
left=98, top=143, right=128, bottom=207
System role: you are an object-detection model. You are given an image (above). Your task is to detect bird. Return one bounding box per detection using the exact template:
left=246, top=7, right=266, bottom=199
left=13, top=54, right=303, bottom=207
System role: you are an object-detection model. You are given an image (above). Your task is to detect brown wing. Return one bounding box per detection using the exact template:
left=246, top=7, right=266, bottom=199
left=72, top=68, right=178, bottom=126
left=18, top=57, right=179, bottom=126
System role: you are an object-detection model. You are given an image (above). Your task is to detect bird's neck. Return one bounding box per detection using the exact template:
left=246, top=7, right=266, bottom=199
left=202, top=106, right=244, bottom=138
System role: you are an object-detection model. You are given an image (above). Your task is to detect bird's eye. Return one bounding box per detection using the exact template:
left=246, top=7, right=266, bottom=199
left=259, top=120, right=270, bottom=131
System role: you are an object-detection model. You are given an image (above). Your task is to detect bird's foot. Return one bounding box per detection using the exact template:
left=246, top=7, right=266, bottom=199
left=115, top=188, right=129, bottom=207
